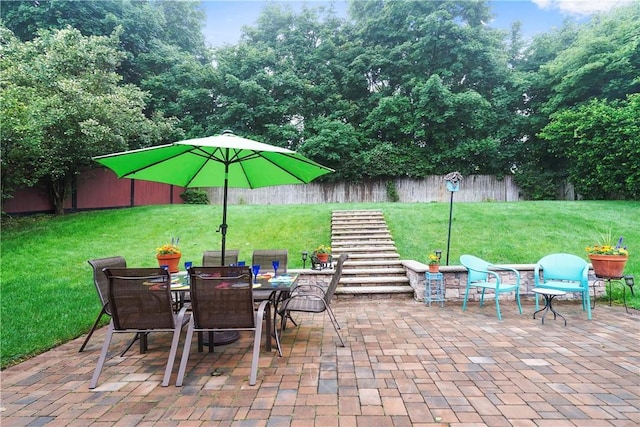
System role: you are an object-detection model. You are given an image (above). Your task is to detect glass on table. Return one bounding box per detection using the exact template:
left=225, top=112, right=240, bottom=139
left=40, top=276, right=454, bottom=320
left=183, top=261, right=193, bottom=285
left=272, top=260, right=280, bottom=277
left=252, top=264, right=260, bottom=284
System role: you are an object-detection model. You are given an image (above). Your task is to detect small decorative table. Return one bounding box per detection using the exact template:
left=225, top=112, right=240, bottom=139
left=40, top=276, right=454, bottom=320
left=424, top=272, right=445, bottom=307
left=532, top=288, right=567, bottom=326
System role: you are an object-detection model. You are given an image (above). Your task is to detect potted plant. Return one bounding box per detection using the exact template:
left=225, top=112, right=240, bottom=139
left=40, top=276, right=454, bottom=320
left=427, top=251, right=441, bottom=273
left=156, top=237, right=182, bottom=273
left=313, top=244, right=332, bottom=264
left=586, top=232, right=629, bottom=278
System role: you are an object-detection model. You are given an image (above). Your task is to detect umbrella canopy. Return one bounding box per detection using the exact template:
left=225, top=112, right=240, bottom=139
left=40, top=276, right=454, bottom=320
left=93, top=130, right=333, bottom=262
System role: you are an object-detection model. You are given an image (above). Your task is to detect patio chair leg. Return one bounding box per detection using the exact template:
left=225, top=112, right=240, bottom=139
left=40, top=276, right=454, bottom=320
left=176, top=318, right=195, bottom=387
left=162, top=307, right=187, bottom=387
left=250, top=301, right=268, bottom=385
left=120, top=333, right=140, bottom=357
left=462, top=287, right=470, bottom=311
left=326, top=306, right=345, bottom=347
left=89, top=322, right=115, bottom=389
left=79, top=308, right=107, bottom=352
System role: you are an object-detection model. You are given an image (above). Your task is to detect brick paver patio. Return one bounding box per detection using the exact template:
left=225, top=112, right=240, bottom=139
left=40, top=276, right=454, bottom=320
left=2, top=299, right=639, bottom=426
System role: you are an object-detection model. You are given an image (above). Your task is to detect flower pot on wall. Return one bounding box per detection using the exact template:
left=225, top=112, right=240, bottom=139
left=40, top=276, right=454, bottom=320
left=429, top=264, right=440, bottom=273
left=588, top=254, right=628, bottom=278
left=157, top=253, right=181, bottom=273
left=316, top=253, right=330, bottom=263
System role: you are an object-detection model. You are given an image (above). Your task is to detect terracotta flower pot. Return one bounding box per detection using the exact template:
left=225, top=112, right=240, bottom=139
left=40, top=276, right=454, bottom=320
left=429, top=264, right=440, bottom=273
left=316, top=253, right=330, bottom=263
left=588, top=254, right=628, bottom=278
left=156, top=253, right=182, bottom=273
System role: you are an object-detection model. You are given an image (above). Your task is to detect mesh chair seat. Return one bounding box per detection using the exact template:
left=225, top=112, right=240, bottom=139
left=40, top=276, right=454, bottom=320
left=282, top=295, right=326, bottom=313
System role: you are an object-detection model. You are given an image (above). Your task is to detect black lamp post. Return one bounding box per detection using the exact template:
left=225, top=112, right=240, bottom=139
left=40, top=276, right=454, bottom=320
left=301, top=251, right=308, bottom=269
left=443, top=172, right=463, bottom=266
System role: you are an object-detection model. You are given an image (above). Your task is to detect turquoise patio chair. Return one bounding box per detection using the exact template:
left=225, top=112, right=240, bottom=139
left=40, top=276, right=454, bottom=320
left=534, top=253, right=591, bottom=320
left=460, top=255, right=523, bottom=320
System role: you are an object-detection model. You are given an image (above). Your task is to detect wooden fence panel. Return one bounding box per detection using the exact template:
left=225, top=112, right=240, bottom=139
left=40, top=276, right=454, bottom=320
left=77, top=168, right=131, bottom=209
left=3, top=168, right=531, bottom=215
left=204, top=175, right=522, bottom=205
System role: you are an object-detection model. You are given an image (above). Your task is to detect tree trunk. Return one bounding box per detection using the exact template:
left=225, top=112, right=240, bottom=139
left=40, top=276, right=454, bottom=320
left=49, top=177, right=70, bottom=215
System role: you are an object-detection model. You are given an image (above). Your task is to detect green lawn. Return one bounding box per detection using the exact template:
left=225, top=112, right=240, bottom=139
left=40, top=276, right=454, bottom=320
left=1, top=201, right=638, bottom=368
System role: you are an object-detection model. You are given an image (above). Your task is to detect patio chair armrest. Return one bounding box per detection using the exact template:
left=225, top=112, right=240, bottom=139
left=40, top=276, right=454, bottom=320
left=175, top=305, right=190, bottom=328
left=468, top=265, right=501, bottom=282
left=534, top=264, right=543, bottom=286
left=491, top=265, right=521, bottom=281
left=255, top=299, right=269, bottom=323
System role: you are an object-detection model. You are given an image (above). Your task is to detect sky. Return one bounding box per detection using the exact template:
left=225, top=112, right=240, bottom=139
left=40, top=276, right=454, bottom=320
left=201, top=0, right=634, bottom=47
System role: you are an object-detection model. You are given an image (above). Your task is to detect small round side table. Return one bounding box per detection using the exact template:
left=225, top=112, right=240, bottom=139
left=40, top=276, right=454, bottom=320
left=532, top=288, right=567, bottom=326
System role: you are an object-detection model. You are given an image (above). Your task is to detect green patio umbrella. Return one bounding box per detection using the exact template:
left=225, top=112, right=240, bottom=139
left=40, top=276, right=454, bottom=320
left=93, top=130, right=333, bottom=263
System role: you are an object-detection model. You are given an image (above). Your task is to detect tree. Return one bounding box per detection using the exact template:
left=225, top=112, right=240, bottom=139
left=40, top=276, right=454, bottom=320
left=0, top=26, right=180, bottom=213
left=539, top=95, right=640, bottom=200
left=513, top=3, right=640, bottom=199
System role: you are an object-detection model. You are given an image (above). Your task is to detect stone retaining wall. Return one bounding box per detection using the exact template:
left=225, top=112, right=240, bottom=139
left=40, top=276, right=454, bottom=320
left=401, top=260, right=604, bottom=303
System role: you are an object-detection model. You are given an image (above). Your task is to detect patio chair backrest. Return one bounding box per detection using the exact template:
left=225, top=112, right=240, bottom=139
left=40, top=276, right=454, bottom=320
left=188, top=266, right=255, bottom=329
left=536, top=253, right=588, bottom=284
left=324, top=254, right=348, bottom=304
left=202, top=249, right=240, bottom=266
left=104, top=267, right=175, bottom=330
left=460, top=254, right=494, bottom=283
left=87, top=256, right=127, bottom=316
left=252, top=249, right=288, bottom=274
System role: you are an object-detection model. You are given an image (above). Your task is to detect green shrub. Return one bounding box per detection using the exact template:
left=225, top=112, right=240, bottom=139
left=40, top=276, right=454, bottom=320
left=386, top=180, right=400, bottom=202
left=180, top=189, right=209, bottom=204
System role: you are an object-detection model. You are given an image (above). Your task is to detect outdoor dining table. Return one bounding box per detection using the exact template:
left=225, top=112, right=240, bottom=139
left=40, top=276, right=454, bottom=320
left=161, top=271, right=299, bottom=354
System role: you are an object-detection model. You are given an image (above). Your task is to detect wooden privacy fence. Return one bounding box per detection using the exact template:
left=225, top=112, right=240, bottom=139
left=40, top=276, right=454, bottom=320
left=3, top=169, right=525, bottom=215
left=204, top=175, right=522, bottom=205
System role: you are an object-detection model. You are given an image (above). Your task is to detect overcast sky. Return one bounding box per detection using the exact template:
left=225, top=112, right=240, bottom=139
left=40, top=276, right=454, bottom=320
left=201, top=0, right=635, bottom=47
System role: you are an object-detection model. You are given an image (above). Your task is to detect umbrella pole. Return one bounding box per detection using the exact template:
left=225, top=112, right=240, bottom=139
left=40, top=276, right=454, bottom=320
left=218, top=156, right=230, bottom=266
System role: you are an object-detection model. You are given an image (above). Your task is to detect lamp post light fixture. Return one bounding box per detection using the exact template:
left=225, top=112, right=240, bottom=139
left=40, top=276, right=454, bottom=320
left=301, top=251, right=308, bottom=269
left=624, top=275, right=635, bottom=296
left=435, top=249, right=442, bottom=263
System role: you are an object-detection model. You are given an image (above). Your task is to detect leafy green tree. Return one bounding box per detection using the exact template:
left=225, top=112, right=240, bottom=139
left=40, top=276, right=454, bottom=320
left=348, top=0, right=522, bottom=178
left=0, top=26, right=180, bottom=213
left=539, top=95, right=640, bottom=200
left=515, top=3, right=639, bottom=199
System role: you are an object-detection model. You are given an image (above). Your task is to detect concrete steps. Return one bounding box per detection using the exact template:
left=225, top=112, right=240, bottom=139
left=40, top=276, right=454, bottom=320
left=331, top=209, right=413, bottom=299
